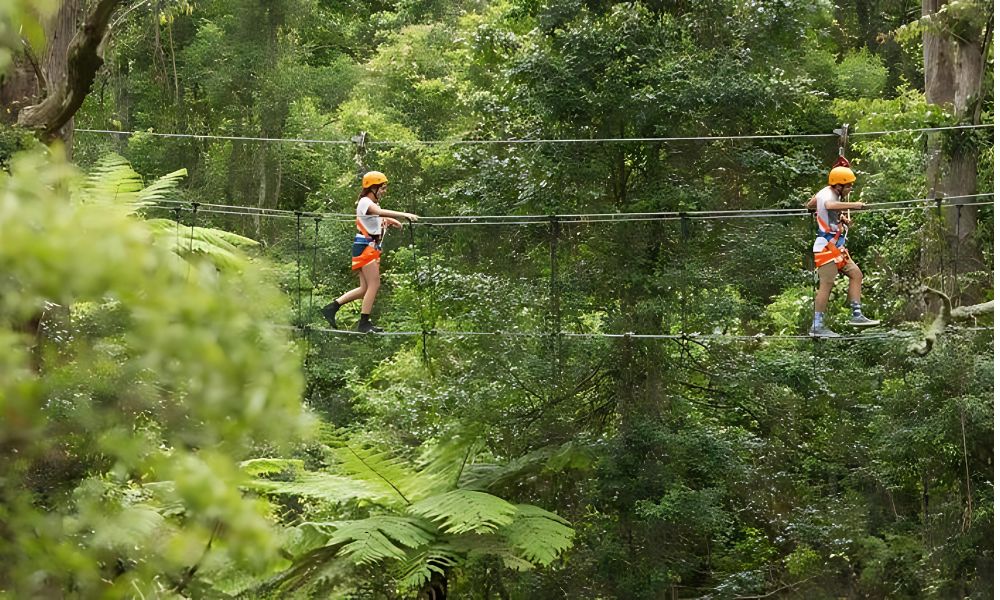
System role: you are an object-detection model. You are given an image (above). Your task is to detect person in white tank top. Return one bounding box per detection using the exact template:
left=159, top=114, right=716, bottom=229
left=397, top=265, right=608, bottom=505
left=803, top=164, right=880, bottom=337
left=321, top=171, right=419, bottom=333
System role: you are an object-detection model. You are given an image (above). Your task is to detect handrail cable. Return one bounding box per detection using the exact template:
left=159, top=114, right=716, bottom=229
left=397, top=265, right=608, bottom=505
left=143, top=193, right=994, bottom=225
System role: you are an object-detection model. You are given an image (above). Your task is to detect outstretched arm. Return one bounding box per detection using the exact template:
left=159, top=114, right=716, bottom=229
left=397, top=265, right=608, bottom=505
left=824, top=201, right=866, bottom=211
left=366, top=205, right=419, bottom=222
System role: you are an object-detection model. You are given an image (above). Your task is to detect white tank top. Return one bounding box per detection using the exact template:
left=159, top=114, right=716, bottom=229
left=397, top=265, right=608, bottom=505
left=356, top=196, right=382, bottom=236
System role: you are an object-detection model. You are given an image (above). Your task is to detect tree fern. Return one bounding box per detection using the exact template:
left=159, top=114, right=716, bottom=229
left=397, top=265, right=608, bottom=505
left=252, top=435, right=577, bottom=593
left=249, top=471, right=387, bottom=504
left=147, top=219, right=253, bottom=272
left=76, top=154, right=259, bottom=272
left=239, top=458, right=304, bottom=477
left=500, top=505, right=575, bottom=566
left=445, top=532, right=536, bottom=571
left=330, top=440, right=422, bottom=506
left=76, top=154, right=147, bottom=211
left=300, top=516, right=436, bottom=565
left=76, top=154, right=187, bottom=214
left=408, top=489, right=518, bottom=534
left=417, top=434, right=483, bottom=492
left=461, top=442, right=594, bottom=491
left=394, top=544, right=460, bottom=591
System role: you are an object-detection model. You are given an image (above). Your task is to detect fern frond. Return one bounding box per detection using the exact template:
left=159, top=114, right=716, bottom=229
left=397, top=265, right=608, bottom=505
left=79, top=154, right=144, bottom=207
left=461, top=442, right=594, bottom=491
left=251, top=543, right=347, bottom=596
left=239, top=458, right=304, bottom=477
left=460, top=450, right=547, bottom=491
left=331, top=441, right=422, bottom=506
left=135, top=168, right=187, bottom=204
left=249, top=471, right=386, bottom=504
left=408, top=490, right=517, bottom=534
left=148, top=219, right=258, bottom=249
left=147, top=219, right=257, bottom=271
left=544, top=442, right=595, bottom=471
left=394, top=544, right=460, bottom=591
left=283, top=521, right=344, bottom=558
left=445, top=532, right=534, bottom=571
left=78, top=155, right=188, bottom=214
left=416, top=435, right=483, bottom=493
left=89, top=503, right=166, bottom=552
left=500, top=504, right=574, bottom=566
left=299, top=516, right=435, bottom=566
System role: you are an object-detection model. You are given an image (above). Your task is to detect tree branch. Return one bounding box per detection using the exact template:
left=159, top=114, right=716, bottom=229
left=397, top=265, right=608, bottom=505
left=910, top=285, right=993, bottom=355
left=17, top=0, right=123, bottom=141
left=19, top=38, right=47, bottom=96
left=172, top=519, right=222, bottom=593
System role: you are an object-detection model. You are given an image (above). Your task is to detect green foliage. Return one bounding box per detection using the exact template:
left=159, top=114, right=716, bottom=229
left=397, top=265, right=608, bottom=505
left=895, top=0, right=992, bottom=44
left=22, top=0, right=997, bottom=597
left=76, top=154, right=187, bottom=213
left=0, top=123, right=41, bottom=166
left=410, top=490, right=518, bottom=534
left=501, top=504, right=575, bottom=565
left=834, top=48, right=888, bottom=99
left=248, top=435, right=575, bottom=595
left=764, top=285, right=814, bottom=334
left=0, top=148, right=312, bottom=596
left=784, top=544, right=822, bottom=578
left=0, top=0, right=57, bottom=73
left=312, top=516, right=436, bottom=564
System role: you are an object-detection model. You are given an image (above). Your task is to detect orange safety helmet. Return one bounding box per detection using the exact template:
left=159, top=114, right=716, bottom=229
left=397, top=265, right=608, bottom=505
left=362, top=171, right=388, bottom=189
left=828, top=166, right=856, bottom=186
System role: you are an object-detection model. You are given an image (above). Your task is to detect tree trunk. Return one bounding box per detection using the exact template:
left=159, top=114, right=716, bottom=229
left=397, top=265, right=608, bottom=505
left=920, top=0, right=989, bottom=304
left=15, top=0, right=122, bottom=145
left=1, top=0, right=80, bottom=125
left=418, top=570, right=448, bottom=599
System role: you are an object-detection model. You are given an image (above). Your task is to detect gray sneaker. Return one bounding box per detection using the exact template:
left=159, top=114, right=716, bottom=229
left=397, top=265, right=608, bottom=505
left=809, top=325, right=841, bottom=338
left=847, top=314, right=881, bottom=328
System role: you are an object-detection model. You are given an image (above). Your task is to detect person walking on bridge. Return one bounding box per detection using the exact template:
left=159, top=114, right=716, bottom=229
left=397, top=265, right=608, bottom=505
left=321, top=171, right=419, bottom=333
left=807, top=163, right=880, bottom=338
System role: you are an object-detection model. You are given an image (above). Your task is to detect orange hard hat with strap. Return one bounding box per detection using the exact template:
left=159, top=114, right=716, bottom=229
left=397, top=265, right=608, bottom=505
left=362, top=171, right=388, bottom=189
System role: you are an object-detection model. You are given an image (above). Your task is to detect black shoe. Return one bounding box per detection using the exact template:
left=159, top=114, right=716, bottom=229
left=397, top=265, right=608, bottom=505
left=320, top=303, right=339, bottom=328
left=357, top=320, right=383, bottom=334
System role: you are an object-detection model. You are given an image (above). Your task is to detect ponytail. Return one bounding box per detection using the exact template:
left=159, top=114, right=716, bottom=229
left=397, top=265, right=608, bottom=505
left=358, top=184, right=383, bottom=201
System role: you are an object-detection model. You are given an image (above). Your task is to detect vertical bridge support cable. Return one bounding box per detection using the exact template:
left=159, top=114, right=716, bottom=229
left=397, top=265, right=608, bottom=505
left=187, top=202, right=200, bottom=281
left=309, top=217, right=321, bottom=317
left=305, top=216, right=322, bottom=357
left=549, top=214, right=562, bottom=378
left=680, top=213, right=690, bottom=335
left=295, top=211, right=303, bottom=330
left=807, top=206, right=821, bottom=390
left=953, top=203, right=962, bottom=300
left=936, top=195, right=946, bottom=292
left=173, top=206, right=182, bottom=251
left=408, top=222, right=430, bottom=368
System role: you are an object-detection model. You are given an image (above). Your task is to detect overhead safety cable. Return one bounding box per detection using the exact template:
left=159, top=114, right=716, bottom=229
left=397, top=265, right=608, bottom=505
left=76, top=123, right=993, bottom=146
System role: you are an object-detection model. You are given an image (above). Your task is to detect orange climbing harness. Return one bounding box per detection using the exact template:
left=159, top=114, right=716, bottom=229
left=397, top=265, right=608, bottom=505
left=813, top=200, right=848, bottom=270
left=351, top=218, right=382, bottom=270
